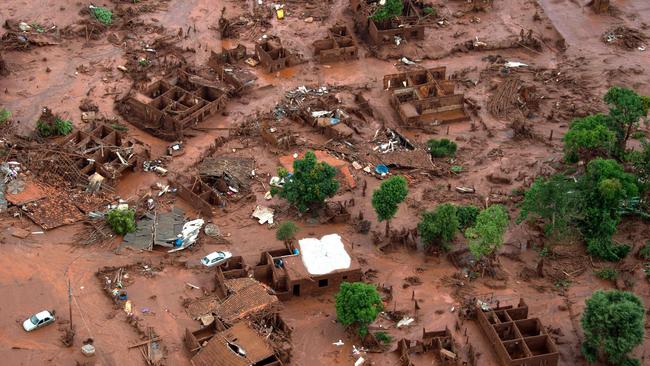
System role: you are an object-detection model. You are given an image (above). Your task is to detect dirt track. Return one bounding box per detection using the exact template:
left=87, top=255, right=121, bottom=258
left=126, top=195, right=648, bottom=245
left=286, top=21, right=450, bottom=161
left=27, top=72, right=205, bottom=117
left=0, top=0, right=649, bottom=365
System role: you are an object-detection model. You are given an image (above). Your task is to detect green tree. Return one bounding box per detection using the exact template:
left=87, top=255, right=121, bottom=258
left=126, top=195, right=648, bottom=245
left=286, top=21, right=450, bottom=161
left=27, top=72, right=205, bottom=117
left=272, top=151, right=339, bottom=212
left=456, top=205, right=479, bottom=230
left=417, top=203, right=458, bottom=251
left=604, top=87, right=647, bottom=154
left=276, top=221, right=299, bottom=246
left=517, top=174, right=579, bottom=238
left=563, top=114, right=617, bottom=163
left=370, top=0, right=404, bottom=21
left=466, top=205, right=509, bottom=260
left=581, top=290, right=645, bottom=366
left=578, top=159, right=638, bottom=260
left=335, top=282, right=383, bottom=337
left=372, top=176, right=408, bottom=236
left=427, top=138, right=457, bottom=158
left=106, top=208, right=136, bottom=235
left=92, top=6, right=113, bottom=25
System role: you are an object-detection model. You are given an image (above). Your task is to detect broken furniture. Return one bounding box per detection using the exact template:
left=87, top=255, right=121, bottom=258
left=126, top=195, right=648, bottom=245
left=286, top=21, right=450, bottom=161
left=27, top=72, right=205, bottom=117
left=476, top=298, right=559, bottom=366
left=255, top=36, right=302, bottom=73
left=384, top=67, right=469, bottom=130
left=313, top=24, right=359, bottom=63
left=118, top=72, right=228, bottom=141
left=252, top=234, right=362, bottom=300
left=350, top=0, right=427, bottom=45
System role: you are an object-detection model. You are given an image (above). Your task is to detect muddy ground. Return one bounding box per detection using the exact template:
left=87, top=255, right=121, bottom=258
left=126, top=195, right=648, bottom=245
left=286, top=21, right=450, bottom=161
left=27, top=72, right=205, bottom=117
left=0, top=0, right=649, bottom=365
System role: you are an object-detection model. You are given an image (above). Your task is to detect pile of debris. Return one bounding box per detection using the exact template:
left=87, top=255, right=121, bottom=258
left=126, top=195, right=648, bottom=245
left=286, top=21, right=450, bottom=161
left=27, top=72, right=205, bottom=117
left=1, top=20, right=60, bottom=50
left=487, top=77, right=540, bottom=120
left=602, top=26, right=647, bottom=50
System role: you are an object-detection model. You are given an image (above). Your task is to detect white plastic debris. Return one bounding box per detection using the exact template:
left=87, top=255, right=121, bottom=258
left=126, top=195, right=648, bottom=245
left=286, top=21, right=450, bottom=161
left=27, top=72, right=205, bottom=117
left=333, top=340, right=344, bottom=346
left=354, top=357, right=365, bottom=366
left=401, top=57, right=416, bottom=65
left=19, top=22, right=32, bottom=31
left=252, top=205, right=275, bottom=225
left=396, top=317, right=415, bottom=328
left=504, top=61, right=528, bottom=68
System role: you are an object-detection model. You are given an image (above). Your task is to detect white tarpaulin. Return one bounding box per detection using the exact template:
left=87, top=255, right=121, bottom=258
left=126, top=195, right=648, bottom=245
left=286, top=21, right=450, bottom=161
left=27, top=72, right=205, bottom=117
left=299, top=234, right=351, bottom=275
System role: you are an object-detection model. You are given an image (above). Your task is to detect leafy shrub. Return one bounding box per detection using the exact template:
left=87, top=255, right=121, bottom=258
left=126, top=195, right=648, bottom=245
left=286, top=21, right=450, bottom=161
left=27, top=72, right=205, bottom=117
left=37, top=117, right=73, bottom=137
left=456, top=205, right=479, bottom=230
left=370, top=0, right=404, bottom=21
left=423, top=6, right=437, bottom=16
left=374, top=331, right=392, bottom=344
left=107, top=208, right=136, bottom=235
left=638, top=242, right=650, bottom=260
left=417, top=204, right=458, bottom=251
left=581, top=290, right=645, bottom=366
left=595, top=267, right=618, bottom=281
left=450, top=165, right=463, bottom=173
left=0, top=108, right=11, bottom=124
left=276, top=221, right=299, bottom=243
left=427, top=138, right=457, bottom=158
left=93, top=7, right=113, bottom=25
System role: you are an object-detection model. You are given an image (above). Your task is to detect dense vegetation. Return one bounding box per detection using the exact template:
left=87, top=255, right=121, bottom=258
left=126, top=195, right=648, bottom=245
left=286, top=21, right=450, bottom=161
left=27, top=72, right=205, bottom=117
left=372, top=175, right=408, bottom=235
left=335, top=282, right=383, bottom=337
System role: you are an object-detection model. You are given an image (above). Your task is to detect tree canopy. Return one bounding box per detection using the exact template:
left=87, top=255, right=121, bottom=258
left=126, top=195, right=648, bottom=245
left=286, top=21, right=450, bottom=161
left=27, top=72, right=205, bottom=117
left=466, top=205, right=509, bottom=259
left=335, top=282, right=383, bottom=336
left=563, top=114, right=617, bottom=163
left=273, top=151, right=339, bottom=212
left=581, top=290, right=645, bottom=366
left=417, top=203, right=459, bottom=251
left=372, top=175, right=408, bottom=222
left=604, top=87, right=647, bottom=153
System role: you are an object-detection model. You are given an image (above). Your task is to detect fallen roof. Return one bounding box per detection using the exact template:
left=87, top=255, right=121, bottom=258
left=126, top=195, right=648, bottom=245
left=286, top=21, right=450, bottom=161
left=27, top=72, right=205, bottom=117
left=298, top=234, right=352, bottom=275
left=186, top=278, right=278, bottom=322
left=191, top=322, right=276, bottom=366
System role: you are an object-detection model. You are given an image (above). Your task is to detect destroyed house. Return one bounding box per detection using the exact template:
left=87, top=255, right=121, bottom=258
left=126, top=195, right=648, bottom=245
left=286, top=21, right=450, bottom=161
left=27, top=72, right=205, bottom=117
left=396, top=327, right=462, bottom=365
left=118, top=72, right=228, bottom=141
left=255, top=37, right=301, bottom=73
left=197, top=157, right=255, bottom=194
left=208, top=46, right=258, bottom=94
left=190, top=322, right=283, bottom=366
left=57, top=122, right=149, bottom=186
left=253, top=234, right=362, bottom=300
left=173, top=175, right=222, bottom=217
left=384, top=67, right=469, bottom=129
left=350, top=0, right=427, bottom=45
left=313, top=25, right=359, bottom=63
left=476, top=298, right=559, bottom=366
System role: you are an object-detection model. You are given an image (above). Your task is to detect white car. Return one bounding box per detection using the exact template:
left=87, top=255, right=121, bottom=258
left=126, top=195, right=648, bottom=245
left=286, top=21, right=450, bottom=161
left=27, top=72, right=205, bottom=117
left=23, top=310, right=55, bottom=332
left=201, top=251, right=232, bottom=267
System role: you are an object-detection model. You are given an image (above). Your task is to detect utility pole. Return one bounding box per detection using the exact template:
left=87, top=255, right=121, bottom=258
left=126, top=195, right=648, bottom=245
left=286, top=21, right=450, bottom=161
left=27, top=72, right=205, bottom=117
left=68, top=278, right=73, bottom=332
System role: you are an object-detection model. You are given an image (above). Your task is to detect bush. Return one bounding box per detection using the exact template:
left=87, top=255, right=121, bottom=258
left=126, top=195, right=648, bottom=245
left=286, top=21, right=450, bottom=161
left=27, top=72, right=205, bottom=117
left=456, top=205, right=479, bottom=230
left=276, top=221, right=299, bottom=243
left=374, top=331, right=392, bottom=344
left=93, top=6, right=113, bottom=25
left=427, top=138, right=457, bottom=158
left=638, top=241, right=650, bottom=260
left=466, top=205, right=509, bottom=260
left=581, top=290, right=645, bottom=365
left=335, top=282, right=383, bottom=337
left=107, top=208, right=136, bottom=235
left=595, top=267, right=618, bottom=281
left=417, top=204, right=458, bottom=251
left=37, top=117, right=73, bottom=137
left=272, top=151, right=339, bottom=212
left=423, top=6, right=437, bottom=16
left=370, top=0, right=404, bottom=21
left=0, top=108, right=11, bottom=124
left=563, top=114, right=616, bottom=163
